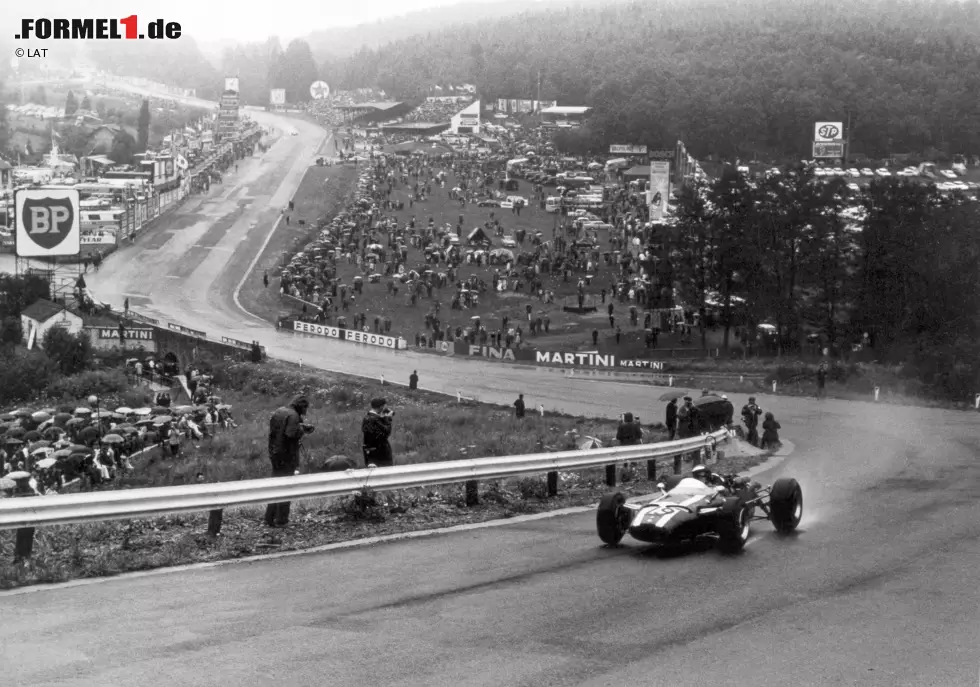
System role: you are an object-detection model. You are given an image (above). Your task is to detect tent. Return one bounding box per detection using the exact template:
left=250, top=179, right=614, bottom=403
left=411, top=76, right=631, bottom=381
left=467, top=227, right=491, bottom=244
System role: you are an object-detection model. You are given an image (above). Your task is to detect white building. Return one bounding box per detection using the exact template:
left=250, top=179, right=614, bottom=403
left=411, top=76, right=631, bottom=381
left=21, top=299, right=84, bottom=347
left=451, top=100, right=481, bottom=134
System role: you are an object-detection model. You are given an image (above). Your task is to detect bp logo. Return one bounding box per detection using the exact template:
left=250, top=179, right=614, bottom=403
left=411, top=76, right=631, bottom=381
left=15, top=189, right=80, bottom=257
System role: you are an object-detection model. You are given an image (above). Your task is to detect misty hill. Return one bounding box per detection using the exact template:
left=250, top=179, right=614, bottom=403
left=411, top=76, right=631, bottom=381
left=304, top=0, right=607, bottom=61
left=86, top=38, right=220, bottom=99
left=319, top=0, right=980, bottom=161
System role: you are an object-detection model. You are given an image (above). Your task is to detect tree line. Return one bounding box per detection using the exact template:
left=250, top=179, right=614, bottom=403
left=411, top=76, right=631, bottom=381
left=666, top=169, right=980, bottom=398
left=317, top=0, right=980, bottom=163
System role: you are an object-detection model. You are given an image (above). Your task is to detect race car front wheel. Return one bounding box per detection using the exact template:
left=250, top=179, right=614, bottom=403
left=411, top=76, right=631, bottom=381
left=717, top=505, right=750, bottom=554
left=769, top=478, right=803, bottom=533
left=597, top=492, right=629, bottom=546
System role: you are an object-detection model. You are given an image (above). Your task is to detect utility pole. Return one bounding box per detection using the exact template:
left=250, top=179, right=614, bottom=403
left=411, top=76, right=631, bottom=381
left=844, top=110, right=851, bottom=167
left=536, top=70, right=541, bottom=111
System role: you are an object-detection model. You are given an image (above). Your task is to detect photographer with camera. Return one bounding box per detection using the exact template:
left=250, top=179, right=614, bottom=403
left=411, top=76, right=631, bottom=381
left=362, top=398, right=394, bottom=468
left=265, top=394, right=315, bottom=527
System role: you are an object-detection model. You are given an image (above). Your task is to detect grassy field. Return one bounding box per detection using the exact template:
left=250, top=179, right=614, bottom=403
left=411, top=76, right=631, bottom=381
left=260, top=163, right=709, bottom=357
left=0, top=358, right=773, bottom=588
left=237, top=164, right=360, bottom=324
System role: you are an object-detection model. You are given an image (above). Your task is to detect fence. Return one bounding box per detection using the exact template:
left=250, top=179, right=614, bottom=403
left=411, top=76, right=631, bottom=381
left=0, top=430, right=729, bottom=560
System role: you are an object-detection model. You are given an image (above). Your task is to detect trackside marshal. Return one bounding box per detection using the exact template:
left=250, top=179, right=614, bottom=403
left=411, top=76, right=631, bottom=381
left=15, top=188, right=81, bottom=257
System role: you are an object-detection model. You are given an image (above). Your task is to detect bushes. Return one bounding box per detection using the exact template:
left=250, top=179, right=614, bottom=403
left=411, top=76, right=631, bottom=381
left=0, top=349, right=57, bottom=405
left=45, top=369, right=133, bottom=401
left=41, top=328, right=94, bottom=375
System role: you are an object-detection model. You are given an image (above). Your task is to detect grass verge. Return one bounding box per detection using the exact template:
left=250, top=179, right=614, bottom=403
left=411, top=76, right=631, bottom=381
left=0, top=359, right=771, bottom=589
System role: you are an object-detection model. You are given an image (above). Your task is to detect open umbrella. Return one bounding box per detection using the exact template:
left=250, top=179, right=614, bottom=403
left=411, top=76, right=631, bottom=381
left=36, top=457, right=57, bottom=470
left=12, top=409, right=32, bottom=418
left=136, top=418, right=155, bottom=426
left=66, top=417, right=85, bottom=427
left=3, top=438, right=23, bottom=446
left=577, top=436, right=604, bottom=450
left=115, top=407, right=133, bottom=414
left=133, top=408, right=152, bottom=416
left=153, top=416, right=174, bottom=424
left=31, top=446, right=51, bottom=456
left=174, top=405, right=194, bottom=414
left=67, top=444, right=91, bottom=454
left=31, top=411, right=51, bottom=423
left=102, top=434, right=124, bottom=444
left=151, top=406, right=169, bottom=415
left=53, top=412, right=73, bottom=425
left=692, top=394, right=725, bottom=408
left=0, top=414, right=16, bottom=422
left=30, top=440, right=52, bottom=450
left=78, top=427, right=101, bottom=442
left=658, top=389, right=689, bottom=402
left=23, top=430, right=41, bottom=442
left=74, top=407, right=92, bottom=415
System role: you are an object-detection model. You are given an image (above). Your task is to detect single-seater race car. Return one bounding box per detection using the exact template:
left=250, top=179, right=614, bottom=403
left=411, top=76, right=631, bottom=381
left=596, top=468, right=803, bottom=553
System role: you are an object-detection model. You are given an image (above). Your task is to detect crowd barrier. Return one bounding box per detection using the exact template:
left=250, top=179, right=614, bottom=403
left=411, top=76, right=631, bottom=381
left=0, top=430, right=729, bottom=560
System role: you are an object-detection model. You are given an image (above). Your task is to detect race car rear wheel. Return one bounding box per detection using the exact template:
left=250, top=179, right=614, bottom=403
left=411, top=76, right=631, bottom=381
left=716, top=505, right=750, bottom=554
left=769, top=478, right=803, bottom=533
left=597, top=492, right=629, bottom=546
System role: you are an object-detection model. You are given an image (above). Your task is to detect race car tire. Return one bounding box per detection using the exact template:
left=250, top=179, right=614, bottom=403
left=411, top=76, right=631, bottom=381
left=716, top=504, right=750, bottom=554
left=735, top=486, right=758, bottom=519
left=769, top=478, right=803, bottom=533
left=662, top=475, right=685, bottom=492
left=597, top=492, right=629, bottom=546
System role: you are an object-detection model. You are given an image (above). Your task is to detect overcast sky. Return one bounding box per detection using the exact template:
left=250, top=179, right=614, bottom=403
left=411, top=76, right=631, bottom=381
left=2, top=0, right=506, bottom=43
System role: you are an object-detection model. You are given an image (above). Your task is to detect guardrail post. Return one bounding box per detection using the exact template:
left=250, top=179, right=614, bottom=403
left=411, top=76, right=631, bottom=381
left=605, top=464, right=617, bottom=487
left=673, top=455, right=683, bottom=475
left=646, top=459, right=657, bottom=481
left=465, top=480, right=479, bottom=506
left=207, top=509, right=223, bottom=536
left=8, top=472, right=36, bottom=562
left=547, top=471, right=558, bottom=496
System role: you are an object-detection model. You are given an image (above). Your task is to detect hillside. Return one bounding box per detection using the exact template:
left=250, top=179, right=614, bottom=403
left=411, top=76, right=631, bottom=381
left=85, top=38, right=221, bottom=100
left=319, top=0, right=980, bottom=161
left=304, top=0, right=607, bottom=61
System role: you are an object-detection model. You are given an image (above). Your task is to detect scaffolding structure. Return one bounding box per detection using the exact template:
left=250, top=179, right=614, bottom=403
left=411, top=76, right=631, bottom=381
left=15, top=256, right=85, bottom=309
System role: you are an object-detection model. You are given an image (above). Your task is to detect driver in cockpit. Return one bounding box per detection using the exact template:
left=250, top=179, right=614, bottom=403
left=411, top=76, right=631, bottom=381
left=692, top=464, right=725, bottom=488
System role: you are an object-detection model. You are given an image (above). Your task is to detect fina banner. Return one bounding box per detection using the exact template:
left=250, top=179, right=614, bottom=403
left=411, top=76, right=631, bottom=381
left=648, top=161, right=671, bottom=221
left=224, top=77, right=240, bottom=93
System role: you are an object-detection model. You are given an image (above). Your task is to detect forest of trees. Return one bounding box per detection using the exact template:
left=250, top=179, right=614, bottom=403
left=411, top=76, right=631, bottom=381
left=318, top=0, right=980, bottom=162
left=219, top=37, right=322, bottom=105
left=667, top=169, right=980, bottom=397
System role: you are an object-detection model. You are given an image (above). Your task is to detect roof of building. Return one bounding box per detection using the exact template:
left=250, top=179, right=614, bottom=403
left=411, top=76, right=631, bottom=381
left=21, top=299, right=72, bottom=323
left=540, top=106, right=592, bottom=115
left=381, top=122, right=449, bottom=130
left=338, top=101, right=404, bottom=112
left=624, top=165, right=651, bottom=176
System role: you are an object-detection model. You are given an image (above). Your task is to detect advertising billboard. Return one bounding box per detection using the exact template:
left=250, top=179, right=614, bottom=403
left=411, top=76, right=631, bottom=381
left=610, top=144, right=647, bottom=155
left=519, top=99, right=533, bottom=113
left=224, top=77, right=240, bottom=93
left=813, top=142, right=845, bottom=158
left=309, top=81, right=330, bottom=100
left=814, top=122, right=843, bottom=142
left=270, top=88, right=286, bottom=105
left=497, top=98, right=507, bottom=111
left=648, top=161, right=671, bottom=221
left=15, top=188, right=81, bottom=257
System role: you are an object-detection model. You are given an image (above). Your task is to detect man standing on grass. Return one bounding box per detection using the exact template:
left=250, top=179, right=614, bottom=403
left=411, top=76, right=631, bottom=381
left=265, top=394, right=314, bottom=527
left=362, top=398, right=394, bottom=467
left=514, top=393, right=526, bottom=419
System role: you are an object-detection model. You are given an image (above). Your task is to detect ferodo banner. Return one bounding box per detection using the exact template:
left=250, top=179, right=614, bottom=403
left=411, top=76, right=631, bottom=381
left=293, top=320, right=403, bottom=349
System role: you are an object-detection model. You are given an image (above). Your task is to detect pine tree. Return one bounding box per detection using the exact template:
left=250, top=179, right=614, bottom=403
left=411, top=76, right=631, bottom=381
left=137, top=99, right=150, bottom=151
left=64, top=91, right=78, bottom=116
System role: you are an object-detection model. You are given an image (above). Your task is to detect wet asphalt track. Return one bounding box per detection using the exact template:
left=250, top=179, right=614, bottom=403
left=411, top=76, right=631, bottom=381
left=1, top=96, right=978, bottom=686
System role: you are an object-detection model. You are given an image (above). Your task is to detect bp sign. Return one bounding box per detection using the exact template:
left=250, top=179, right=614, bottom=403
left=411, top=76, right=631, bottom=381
left=15, top=188, right=81, bottom=257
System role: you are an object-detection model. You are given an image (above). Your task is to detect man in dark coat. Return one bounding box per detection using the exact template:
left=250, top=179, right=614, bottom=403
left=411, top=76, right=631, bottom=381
left=616, top=412, right=643, bottom=445
left=741, top=396, right=762, bottom=446
left=409, top=370, right=419, bottom=390
left=721, top=395, right=735, bottom=426
left=665, top=398, right=678, bottom=440
left=265, top=394, right=313, bottom=527
left=362, top=398, right=394, bottom=467
left=514, top=393, right=526, bottom=418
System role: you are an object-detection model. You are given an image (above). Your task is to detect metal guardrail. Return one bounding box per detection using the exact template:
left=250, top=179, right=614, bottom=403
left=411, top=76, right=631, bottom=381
left=0, top=431, right=728, bottom=531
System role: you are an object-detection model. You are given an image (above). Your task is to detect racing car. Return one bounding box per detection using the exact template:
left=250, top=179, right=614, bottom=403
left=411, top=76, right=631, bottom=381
left=596, top=468, right=803, bottom=553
